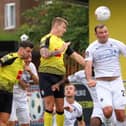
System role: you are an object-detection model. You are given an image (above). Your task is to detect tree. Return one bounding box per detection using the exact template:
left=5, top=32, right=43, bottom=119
left=18, top=0, right=89, bottom=53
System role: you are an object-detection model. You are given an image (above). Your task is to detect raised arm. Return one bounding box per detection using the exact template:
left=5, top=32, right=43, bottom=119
left=85, top=60, right=96, bottom=87
left=70, top=52, right=85, bottom=67
left=40, top=42, right=70, bottom=58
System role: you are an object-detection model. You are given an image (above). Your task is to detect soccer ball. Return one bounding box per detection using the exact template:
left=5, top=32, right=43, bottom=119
left=29, top=91, right=44, bottom=121
left=95, top=6, right=111, bottom=21
left=20, top=34, right=29, bottom=41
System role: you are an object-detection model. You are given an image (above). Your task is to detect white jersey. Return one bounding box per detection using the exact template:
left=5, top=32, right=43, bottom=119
left=85, top=38, right=126, bottom=78
left=68, top=70, right=98, bottom=103
left=9, top=62, right=38, bottom=123
left=13, top=62, right=38, bottom=102
left=64, top=98, right=83, bottom=126
left=68, top=70, right=117, bottom=124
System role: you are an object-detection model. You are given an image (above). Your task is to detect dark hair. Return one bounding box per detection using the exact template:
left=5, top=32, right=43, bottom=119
left=19, top=41, right=34, bottom=49
left=94, top=24, right=105, bottom=33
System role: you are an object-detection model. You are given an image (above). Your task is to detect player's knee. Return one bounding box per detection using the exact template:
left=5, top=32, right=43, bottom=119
left=103, top=106, right=113, bottom=118
left=116, top=113, right=125, bottom=122
left=56, top=106, right=64, bottom=112
left=116, top=117, right=125, bottom=122
left=55, top=102, right=64, bottom=112
left=90, top=117, right=102, bottom=126
left=7, top=121, right=16, bottom=126
left=44, top=103, right=54, bottom=111
left=0, top=120, right=7, bottom=126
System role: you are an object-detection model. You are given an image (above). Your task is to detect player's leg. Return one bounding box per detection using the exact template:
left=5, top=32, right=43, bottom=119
left=90, top=117, right=102, bottom=126
left=113, top=77, right=126, bottom=126
left=43, top=96, right=55, bottom=126
left=39, top=73, right=60, bottom=126
left=0, top=91, right=13, bottom=126
left=55, top=98, right=64, bottom=126
left=95, top=80, right=114, bottom=126
left=115, top=109, right=125, bottom=126
left=16, top=101, right=30, bottom=126
left=8, top=98, right=17, bottom=126
left=91, top=102, right=105, bottom=126
left=54, top=80, right=64, bottom=126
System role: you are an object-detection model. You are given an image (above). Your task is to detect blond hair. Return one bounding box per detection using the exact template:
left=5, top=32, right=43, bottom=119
left=51, top=17, right=68, bottom=27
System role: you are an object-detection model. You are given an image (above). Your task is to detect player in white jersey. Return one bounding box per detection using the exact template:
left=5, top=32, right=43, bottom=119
left=64, top=84, right=85, bottom=126
left=85, top=24, right=126, bottom=126
left=52, top=70, right=116, bottom=126
left=8, top=56, right=39, bottom=126
left=68, top=70, right=105, bottom=126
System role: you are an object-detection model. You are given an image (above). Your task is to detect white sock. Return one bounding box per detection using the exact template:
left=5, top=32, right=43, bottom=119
left=104, top=116, right=114, bottom=126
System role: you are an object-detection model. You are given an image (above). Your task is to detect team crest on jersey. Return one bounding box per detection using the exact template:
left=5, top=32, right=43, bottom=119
left=100, top=98, right=104, bottom=102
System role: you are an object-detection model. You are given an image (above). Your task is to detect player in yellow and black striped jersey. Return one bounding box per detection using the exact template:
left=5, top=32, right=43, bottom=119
left=39, top=17, right=85, bottom=126
left=0, top=41, right=33, bottom=126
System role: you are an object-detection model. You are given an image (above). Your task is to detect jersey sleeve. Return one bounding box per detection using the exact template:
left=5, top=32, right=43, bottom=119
left=68, top=70, right=86, bottom=84
left=66, top=46, right=74, bottom=56
left=116, top=40, right=126, bottom=56
left=29, top=62, right=38, bottom=77
left=68, top=74, right=78, bottom=83
left=40, top=36, right=51, bottom=48
left=0, top=53, right=18, bottom=66
left=85, top=46, right=94, bottom=61
left=72, top=102, right=83, bottom=117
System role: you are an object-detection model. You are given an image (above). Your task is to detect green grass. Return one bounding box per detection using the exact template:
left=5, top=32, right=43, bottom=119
left=0, top=31, right=19, bottom=41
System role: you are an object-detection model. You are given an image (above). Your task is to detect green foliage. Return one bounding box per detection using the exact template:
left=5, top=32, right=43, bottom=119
left=18, top=0, right=89, bottom=52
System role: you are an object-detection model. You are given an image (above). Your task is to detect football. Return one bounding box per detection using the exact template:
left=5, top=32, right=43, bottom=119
left=20, top=34, right=29, bottom=41
left=95, top=6, right=111, bottom=21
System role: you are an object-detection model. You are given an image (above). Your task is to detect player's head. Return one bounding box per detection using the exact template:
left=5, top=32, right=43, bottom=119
left=94, top=24, right=109, bottom=43
left=18, top=41, right=34, bottom=59
left=51, top=17, right=68, bottom=37
left=64, top=83, right=76, bottom=97
left=24, top=55, right=32, bottom=65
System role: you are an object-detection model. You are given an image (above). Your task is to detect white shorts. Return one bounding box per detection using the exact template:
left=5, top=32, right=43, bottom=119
left=91, top=102, right=105, bottom=122
left=9, top=98, right=30, bottom=124
left=91, top=102, right=116, bottom=124
left=96, top=77, right=126, bottom=109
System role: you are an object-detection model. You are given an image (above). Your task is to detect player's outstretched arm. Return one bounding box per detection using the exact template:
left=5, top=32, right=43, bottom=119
left=85, top=61, right=96, bottom=87
left=70, top=52, right=85, bottom=67
left=51, top=77, right=69, bottom=91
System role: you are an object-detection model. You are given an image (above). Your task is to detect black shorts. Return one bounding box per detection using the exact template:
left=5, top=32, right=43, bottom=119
left=0, top=90, right=13, bottom=114
left=39, top=73, right=64, bottom=98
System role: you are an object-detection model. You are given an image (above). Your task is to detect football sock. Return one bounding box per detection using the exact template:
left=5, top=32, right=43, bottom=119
left=44, top=110, right=53, bottom=126
left=56, top=111, right=64, bottom=126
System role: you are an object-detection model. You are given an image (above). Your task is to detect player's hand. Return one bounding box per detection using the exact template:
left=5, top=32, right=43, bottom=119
left=64, top=106, right=73, bottom=112
left=24, top=65, right=31, bottom=72
left=19, top=79, right=30, bottom=90
left=87, top=79, right=96, bottom=87
left=59, top=42, right=71, bottom=53
left=40, top=48, right=50, bottom=58
left=51, top=83, right=60, bottom=91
